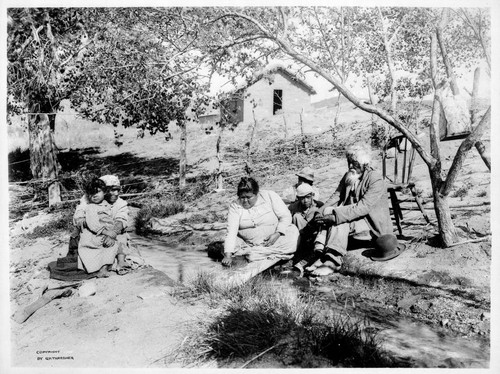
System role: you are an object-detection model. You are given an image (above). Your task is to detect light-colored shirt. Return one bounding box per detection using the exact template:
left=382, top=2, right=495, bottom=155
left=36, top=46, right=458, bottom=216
left=224, top=190, right=292, bottom=254
left=73, top=195, right=129, bottom=230
left=85, top=201, right=113, bottom=235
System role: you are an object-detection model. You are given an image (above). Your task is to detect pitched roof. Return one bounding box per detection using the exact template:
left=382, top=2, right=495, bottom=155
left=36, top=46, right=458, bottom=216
left=245, top=66, right=317, bottom=95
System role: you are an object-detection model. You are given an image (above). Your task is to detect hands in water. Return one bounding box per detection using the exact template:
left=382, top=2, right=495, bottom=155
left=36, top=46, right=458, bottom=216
left=263, top=232, right=281, bottom=247
left=222, top=232, right=280, bottom=267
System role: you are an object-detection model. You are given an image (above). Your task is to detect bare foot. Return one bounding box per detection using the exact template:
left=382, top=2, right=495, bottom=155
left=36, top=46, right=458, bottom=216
left=96, top=265, right=110, bottom=278
left=293, top=262, right=306, bottom=277
left=305, top=258, right=324, bottom=273
left=221, top=255, right=233, bottom=267
left=310, top=261, right=341, bottom=277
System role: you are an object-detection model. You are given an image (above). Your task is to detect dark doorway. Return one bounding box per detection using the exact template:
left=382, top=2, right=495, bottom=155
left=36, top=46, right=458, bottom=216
left=273, top=89, right=283, bottom=114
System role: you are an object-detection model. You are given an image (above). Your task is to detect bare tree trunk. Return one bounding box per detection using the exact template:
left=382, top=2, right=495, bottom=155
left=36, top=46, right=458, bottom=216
left=367, top=76, right=375, bottom=105
left=333, top=91, right=342, bottom=127
left=429, top=31, right=456, bottom=246
left=471, top=67, right=480, bottom=123
left=299, top=108, right=310, bottom=155
left=216, top=124, right=225, bottom=189
left=431, top=176, right=456, bottom=247
left=28, top=112, right=61, bottom=206
left=470, top=67, right=491, bottom=171
left=378, top=7, right=397, bottom=113
left=475, top=141, right=490, bottom=171
left=437, top=8, right=460, bottom=96
left=245, top=109, right=258, bottom=175
left=442, top=107, right=491, bottom=195
left=179, top=120, right=187, bottom=189
left=282, top=113, right=288, bottom=139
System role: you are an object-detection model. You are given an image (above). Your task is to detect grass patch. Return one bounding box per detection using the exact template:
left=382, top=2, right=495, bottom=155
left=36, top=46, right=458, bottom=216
left=296, top=317, right=396, bottom=368
left=172, top=274, right=399, bottom=368
left=135, top=198, right=185, bottom=235
left=23, top=209, right=74, bottom=240
left=207, top=306, right=298, bottom=358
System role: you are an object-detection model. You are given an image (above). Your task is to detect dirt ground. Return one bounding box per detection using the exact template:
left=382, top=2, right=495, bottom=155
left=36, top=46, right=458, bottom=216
left=4, top=100, right=494, bottom=369
left=6, top=148, right=492, bottom=369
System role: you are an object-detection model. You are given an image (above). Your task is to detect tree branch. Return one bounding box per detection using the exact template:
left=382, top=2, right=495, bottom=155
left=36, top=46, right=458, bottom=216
left=279, top=7, right=288, bottom=38
left=436, top=8, right=460, bottom=95
left=429, top=30, right=442, bottom=163
left=441, top=106, right=491, bottom=196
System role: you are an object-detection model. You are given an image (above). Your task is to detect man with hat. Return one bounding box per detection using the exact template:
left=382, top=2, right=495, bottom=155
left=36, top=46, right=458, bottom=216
left=282, top=166, right=321, bottom=203
left=71, top=174, right=130, bottom=274
left=288, top=183, right=324, bottom=275
left=307, top=143, right=396, bottom=276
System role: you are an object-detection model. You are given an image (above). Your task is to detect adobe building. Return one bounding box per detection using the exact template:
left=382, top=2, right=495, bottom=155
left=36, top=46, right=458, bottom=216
left=238, top=66, right=317, bottom=123
left=200, top=66, right=317, bottom=126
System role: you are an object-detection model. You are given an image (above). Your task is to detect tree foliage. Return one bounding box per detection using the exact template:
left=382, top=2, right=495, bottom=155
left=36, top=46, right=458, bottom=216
left=8, top=8, right=88, bottom=116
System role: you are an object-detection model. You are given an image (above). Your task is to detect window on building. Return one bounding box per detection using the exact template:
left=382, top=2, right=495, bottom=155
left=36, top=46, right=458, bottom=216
left=273, top=89, right=283, bottom=115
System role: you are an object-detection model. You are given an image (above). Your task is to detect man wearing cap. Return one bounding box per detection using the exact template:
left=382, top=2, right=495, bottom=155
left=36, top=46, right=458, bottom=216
left=288, top=183, right=324, bottom=275
left=307, top=143, right=394, bottom=276
left=282, top=166, right=321, bottom=204
left=71, top=174, right=130, bottom=274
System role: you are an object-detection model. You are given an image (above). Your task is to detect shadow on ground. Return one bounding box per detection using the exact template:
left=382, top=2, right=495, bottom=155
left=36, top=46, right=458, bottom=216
left=9, top=147, right=182, bottom=184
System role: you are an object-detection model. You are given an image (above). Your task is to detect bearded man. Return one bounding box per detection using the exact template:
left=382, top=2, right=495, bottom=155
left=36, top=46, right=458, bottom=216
left=307, top=144, right=393, bottom=276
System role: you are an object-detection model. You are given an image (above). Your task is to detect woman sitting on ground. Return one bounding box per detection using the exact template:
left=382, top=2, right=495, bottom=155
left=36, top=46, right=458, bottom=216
left=77, top=177, right=121, bottom=277
left=222, top=177, right=299, bottom=266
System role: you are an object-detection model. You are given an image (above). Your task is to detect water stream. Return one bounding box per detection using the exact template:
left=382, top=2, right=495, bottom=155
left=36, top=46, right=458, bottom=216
left=131, top=233, right=489, bottom=368
left=130, top=233, right=219, bottom=283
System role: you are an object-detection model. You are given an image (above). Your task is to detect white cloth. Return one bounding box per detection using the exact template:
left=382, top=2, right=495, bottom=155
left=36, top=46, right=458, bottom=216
left=224, top=190, right=298, bottom=260
left=77, top=202, right=119, bottom=273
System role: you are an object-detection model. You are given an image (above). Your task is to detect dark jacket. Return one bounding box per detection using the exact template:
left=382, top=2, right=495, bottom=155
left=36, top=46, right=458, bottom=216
left=324, top=167, right=393, bottom=237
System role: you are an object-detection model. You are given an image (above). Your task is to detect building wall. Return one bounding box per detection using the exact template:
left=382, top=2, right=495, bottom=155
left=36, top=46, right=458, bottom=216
left=242, top=71, right=313, bottom=123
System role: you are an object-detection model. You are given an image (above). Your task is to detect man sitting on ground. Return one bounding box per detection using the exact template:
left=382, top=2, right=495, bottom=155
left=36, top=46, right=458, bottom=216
left=307, top=143, right=394, bottom=276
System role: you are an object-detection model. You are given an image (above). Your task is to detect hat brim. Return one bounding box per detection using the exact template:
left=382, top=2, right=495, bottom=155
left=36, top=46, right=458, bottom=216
left=370, top=243, right=407, bottom=262
left=296, top=193, right=314, bottom=198
left=296, top=174, right=314, bottom=182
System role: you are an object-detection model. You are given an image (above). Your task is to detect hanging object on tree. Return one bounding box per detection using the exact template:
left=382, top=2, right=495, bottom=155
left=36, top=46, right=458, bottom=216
left=439, top=92, right=472, bottom=141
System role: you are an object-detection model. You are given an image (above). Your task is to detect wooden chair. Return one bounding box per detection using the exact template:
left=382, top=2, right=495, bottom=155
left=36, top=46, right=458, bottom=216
left=382, top=135, right=430, bottom=235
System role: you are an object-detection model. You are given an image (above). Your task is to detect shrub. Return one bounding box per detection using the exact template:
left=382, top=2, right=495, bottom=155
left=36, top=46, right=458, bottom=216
left=135, top=198, right=185, bottom=235
left=24, top=209, right=74, bottom=240
left=452, top=182, right=473, bottom=200
left=8, top=147, right=32, bottom=182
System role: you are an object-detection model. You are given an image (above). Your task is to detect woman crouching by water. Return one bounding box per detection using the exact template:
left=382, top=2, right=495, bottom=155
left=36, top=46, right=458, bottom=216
left=222, top=177, right=299, bottom=267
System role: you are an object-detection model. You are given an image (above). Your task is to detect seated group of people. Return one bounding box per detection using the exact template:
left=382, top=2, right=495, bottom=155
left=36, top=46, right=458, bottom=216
left=222, top=143, right=397, bottom=277
left=69, top=142, right=397, bottom=279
